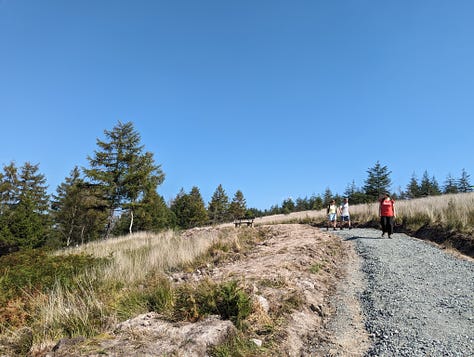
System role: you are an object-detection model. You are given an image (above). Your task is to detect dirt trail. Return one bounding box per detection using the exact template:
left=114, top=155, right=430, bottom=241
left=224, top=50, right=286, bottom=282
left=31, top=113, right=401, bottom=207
left=209, top=224, right=369, bottom=356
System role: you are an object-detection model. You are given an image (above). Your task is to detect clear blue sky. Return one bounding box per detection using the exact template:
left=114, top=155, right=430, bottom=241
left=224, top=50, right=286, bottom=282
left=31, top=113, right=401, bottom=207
left=1, top=1, right=473, bottom=210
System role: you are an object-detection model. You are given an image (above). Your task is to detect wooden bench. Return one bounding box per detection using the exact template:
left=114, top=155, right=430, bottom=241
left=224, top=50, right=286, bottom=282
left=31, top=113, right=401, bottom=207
left=234, top=218, right=255, bottom=228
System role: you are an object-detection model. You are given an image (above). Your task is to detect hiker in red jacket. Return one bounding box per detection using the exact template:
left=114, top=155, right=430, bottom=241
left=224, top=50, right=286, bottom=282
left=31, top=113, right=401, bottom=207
left=379, top=193, right=396, bottom=238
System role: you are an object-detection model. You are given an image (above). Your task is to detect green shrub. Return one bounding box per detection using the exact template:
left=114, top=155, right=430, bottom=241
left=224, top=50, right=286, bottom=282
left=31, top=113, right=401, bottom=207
left=0, top=249, right=106, bottom=305
left=209, top=332, right=263, bottom=357
left=173, top=280, right=252, bottom=329
left=309, top=262, right=323, bottom=274
left=215, top=281, right=252, bottom=329
left=145, top=278, right=174, bottom=315
left=115, top=290, right=149, bottom=321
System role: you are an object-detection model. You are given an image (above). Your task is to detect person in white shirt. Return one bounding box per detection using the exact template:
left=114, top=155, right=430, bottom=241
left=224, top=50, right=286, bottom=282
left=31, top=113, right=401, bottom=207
left=339, top=198, right=351, bottom=230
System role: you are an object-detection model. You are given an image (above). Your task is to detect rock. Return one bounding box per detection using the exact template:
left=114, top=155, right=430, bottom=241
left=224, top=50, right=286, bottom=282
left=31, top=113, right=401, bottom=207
left=254, top=295, right=270, bottom=313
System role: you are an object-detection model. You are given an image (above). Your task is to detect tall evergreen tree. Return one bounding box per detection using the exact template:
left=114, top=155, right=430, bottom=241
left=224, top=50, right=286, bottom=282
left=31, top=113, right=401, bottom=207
left=363, top=161, right=392, bottom=201
left=457, top=168, right=472, bottom=193
left=323, top=187, right=333, bottom=206
left=430, top=175, right=441, bottom=196
left=132, top=189, right=175, bottom=232
left=295, top=197, right=308, bottom=212
left=51, top=167, right=108, bottom=246
left=228, top=190, right=247, bottom=219
left=84, top=121, right=164, bottom=238
left=281, top=197, right=295, bottom=214
left=187, top=186, right=208, bottom=228
left=170, top=187, right=207, bottom=229
left=406, top=173, right=420, bottom=199
left=308, top=194, right=323, bottom=210
left=443, top=173, right=459, bottom=194
left=343, top=180, right=369, bottom=204
left=208, top=184, right=229, bottom=224
left=51, top=167, right=84, bottom=246
left=0, top=162, right=50, bottom=249
left=419, top=171, right=434, bottom=197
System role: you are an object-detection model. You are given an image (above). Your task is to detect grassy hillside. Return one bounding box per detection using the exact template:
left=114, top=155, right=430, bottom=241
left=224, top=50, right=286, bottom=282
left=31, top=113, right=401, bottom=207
left=0, top=192, right=472, bottom=355
left=0, top=227, right=268, bottom=355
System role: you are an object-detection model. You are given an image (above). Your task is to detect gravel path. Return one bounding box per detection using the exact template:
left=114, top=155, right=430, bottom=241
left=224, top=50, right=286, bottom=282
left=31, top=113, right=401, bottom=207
left=328, top=227, right=474, bottom=357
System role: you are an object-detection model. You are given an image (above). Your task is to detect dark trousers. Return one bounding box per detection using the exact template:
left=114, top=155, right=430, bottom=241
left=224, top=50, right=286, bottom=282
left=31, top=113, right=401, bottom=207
left=380, top=216, right=394, bottom=235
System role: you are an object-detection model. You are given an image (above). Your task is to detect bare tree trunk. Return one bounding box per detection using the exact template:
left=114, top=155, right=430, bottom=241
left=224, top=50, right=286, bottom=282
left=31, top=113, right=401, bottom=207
left=129, top=209, right=134, bottom=235
left=104, top=208, right=114, bottom=239
left=80, top=225, right=85, bottom=245
left=66, top=206, right=77, bottom=247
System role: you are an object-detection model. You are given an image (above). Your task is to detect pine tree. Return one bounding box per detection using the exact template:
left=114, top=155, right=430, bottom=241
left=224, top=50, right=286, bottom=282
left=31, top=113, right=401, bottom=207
left=308, top=194, right=323, bottom=210
left=51, top=167, right=108, bottom=246
left=323, top=187, right=333, bottom=206
left=170, top=187, right=207, bottom=229
left=281, top=198, right=295, bottom=214
left=343, top=180, right=369, bottom=204
left=84, top=121, right=164, bottom=237
left=430, top=176, right=441, bottom=196
left=132, top=189, right=175, bottom=232
left=0, top=162, right=50, bottom=249
left=443, top=174, right=458, bottom=194
left=187, top=187, right=208, bottom=227
left=51, top=167, right=84, bottom=246
left=457, top=168, right=472, bottom=193
left=419, top=171, right=433, bottom=197
left=363, top=161, right=392, bottom=201
left=208, top=184, right=230, bottom=224
left=295, top=197, right=308, bottom=212
left=406, top=173, right=420, bottom=199
left=228, top=190, right=247, bottom=219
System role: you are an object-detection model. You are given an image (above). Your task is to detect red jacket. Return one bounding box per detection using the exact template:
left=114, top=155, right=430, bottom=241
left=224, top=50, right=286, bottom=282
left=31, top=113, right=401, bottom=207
left=380, top=199, right=395, bottom=217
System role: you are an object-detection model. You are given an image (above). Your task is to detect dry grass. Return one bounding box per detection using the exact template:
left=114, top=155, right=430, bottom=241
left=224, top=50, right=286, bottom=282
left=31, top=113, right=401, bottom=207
left=58, top=229, right=220, bottom=284
left=24, top=228, right=225, bottom=351
left=250, top=192, right=474, bottom=233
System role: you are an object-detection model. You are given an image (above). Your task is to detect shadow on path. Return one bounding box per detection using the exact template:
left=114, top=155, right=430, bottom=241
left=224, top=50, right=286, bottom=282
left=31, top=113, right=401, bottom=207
left=343, top=236, right=386, bottom=241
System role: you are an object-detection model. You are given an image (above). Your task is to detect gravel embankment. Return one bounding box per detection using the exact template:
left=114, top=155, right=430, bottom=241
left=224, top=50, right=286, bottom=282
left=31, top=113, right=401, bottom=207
left=330, top=228, right=474, bottom=357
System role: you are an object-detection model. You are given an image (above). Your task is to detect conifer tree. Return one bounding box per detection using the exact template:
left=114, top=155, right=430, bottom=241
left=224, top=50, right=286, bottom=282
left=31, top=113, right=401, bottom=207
left=406, top=173, right=420, bottom=199
left=363, top=161, right=392, bottom=201
left=323, top=187, right=333, bottom=206
left=295, top=197, right=308, bottom=212
left=457, top=168, right=472, bottom=193
left=170, top=187, right=207, bottom=229
left=0, top=162, right=50, bottom=249
left=51, top=167, right=107, bottom=246
left=308, top=194, right=323, bottom=210
left=132, top=189, right=175, bottom=232
left=443, top=174, right=459, bottom=194
left=84, top=121, right=164, bottom=238
left=281, top=198, right=295, bottom=214
left=419, top=171, right=433, bottom=197
left=343, top=180, right=369, bottom=204
left=187, top=186, right=208, bottom=227
left=208, top=184, right=229, bottom=224
left=430, top=175, right=441, bottom=196
left=228, top=190, right=247, bottom=219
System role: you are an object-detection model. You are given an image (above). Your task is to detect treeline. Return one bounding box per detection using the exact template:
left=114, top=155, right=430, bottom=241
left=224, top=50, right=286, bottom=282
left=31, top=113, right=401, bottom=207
left=0, top=122, right=259, bottom=253
left=0, top=121, right=472, bottom=253
left=267, top=163, right=472, bottom=214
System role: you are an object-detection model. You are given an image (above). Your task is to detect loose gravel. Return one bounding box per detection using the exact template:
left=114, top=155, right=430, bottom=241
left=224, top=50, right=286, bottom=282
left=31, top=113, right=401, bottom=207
left=329, top=227, right=474, bottom=357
